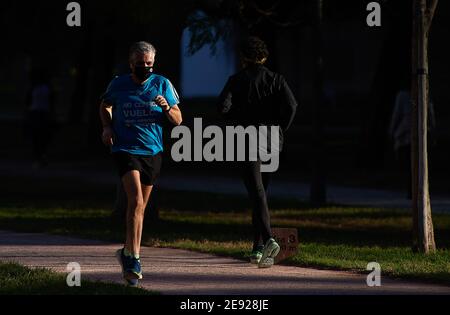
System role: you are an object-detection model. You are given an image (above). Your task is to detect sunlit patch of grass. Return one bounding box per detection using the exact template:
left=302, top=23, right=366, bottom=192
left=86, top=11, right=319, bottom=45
left=1, top=192, right=449, bottom=284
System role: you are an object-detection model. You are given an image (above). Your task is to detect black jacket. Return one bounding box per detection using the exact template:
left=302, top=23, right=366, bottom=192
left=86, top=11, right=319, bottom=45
left=217, top=64, right=298, bottom=150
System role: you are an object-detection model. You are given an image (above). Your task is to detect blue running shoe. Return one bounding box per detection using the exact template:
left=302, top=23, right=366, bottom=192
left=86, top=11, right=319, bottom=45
left=116, top=248, right=143, bottom=285
left=128, top=257, right=142, bottom=280
left=125, top=278, right=139, bottom=287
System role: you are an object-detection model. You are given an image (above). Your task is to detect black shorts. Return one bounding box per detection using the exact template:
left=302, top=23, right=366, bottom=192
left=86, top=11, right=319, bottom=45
left=112, top=152, right=162, bottom=186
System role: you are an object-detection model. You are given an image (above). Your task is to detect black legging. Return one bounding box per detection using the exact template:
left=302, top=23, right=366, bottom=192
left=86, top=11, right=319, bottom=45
left=241, top=160, right=272, bottom=251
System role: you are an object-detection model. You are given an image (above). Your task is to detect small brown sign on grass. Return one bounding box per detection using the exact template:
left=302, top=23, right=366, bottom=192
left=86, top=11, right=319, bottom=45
left=272, top=228, right=299, bottom=263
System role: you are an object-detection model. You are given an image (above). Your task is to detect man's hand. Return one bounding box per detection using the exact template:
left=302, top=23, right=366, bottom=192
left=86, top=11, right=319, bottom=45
left=102, top=126, right=114, bottom=146
left=154, top=95, right=170, bottom=111
left=154, top=95, right=182, bottom=125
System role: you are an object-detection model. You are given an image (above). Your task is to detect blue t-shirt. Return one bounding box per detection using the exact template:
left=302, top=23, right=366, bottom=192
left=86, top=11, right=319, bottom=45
left=102, top=74, right=180, bottom=156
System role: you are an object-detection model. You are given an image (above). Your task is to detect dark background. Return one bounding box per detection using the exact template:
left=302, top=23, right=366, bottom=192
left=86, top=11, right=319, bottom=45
left=1, top=0, right=449, bottom=204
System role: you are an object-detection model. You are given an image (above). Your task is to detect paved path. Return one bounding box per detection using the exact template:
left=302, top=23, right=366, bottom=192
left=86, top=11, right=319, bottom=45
left=1, top=230, right=449, bottom=295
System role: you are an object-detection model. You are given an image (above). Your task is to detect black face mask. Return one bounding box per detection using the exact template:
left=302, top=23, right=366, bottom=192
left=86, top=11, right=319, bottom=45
left=133, top=66, right=152, bottom=81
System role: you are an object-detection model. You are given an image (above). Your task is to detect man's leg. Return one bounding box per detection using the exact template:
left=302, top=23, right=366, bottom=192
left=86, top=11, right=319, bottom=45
left=134, top=184, right=153, bottom=253
left=142, top=185, right=153, bottom=209
left=122, top=170, right=145, bottom=256
left=116, top=158, right=156, bottom=283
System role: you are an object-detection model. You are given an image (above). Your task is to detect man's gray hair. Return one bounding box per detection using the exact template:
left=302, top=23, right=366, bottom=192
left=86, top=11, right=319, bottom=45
left=129, top=41, right=156, bottom=62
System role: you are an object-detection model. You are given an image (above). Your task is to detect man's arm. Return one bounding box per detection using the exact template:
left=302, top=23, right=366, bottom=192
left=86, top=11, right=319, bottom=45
left=165, top=105, right=182, bottom=126
left=154, top=95, right=182, bottom=126
left=99, top=101, right=114, bottom=146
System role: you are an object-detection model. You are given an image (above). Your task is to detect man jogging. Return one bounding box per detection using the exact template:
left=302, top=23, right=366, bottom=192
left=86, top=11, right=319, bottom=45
left=99, top=41, right=182, bottom=285
left=218, top=37, right=298, bottom=268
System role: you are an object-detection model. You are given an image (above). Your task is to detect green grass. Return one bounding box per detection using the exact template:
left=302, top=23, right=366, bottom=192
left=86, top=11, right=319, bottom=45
left=0, top=190, right=450, bottom=285
left=0, top=262, right=154, bottom=295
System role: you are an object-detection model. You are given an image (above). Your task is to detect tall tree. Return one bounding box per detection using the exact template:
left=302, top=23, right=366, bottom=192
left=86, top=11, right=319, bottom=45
left=411, top=0, right=437, bottom=253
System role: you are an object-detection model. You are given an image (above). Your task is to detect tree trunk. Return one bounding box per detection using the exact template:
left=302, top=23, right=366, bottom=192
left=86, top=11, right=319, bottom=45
left=411, top=0, right=437, bottom=254
left=310, top=0, right=327, bottom=204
